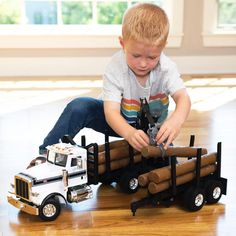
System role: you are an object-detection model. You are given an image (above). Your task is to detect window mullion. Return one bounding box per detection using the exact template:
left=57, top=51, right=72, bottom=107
left=21, top=0, right=26, bottom=24
left=92, top=0, right=98, bottom=25
left=57, top=0, right=63, bottom=25
left=127, top=0, right=132, bottom=8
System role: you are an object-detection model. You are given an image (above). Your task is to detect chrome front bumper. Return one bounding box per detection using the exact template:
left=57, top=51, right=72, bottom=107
left=7, top=195, right=39, bottom=216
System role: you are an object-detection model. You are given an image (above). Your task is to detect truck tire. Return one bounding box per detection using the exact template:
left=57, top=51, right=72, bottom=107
left=39, top=198, right=61, bottom=221
left=205, top=180, right=223, bottom=204
left=118, top=172, right=139, bottom=194
left=184, top=187, right=205, bottom=211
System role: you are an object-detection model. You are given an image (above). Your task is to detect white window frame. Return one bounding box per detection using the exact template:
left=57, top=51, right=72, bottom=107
left=202, top=0, right=236, bottom=47
left=0, top=0, right=184, bottom=49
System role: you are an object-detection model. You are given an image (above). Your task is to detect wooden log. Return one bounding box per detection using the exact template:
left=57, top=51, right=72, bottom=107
left=141, top=146, right=208, bottom=158
left=148, top=164, right=217, bottom=194
left=97, top=139, right=129, bottom=152
left=138, top=172, right=150, bottom=187
left=93, top=154, right=142, bottom=175
left=138, top=153, right=216, bottom=187
left=148, top=152, right=217, bottom=184
left=97, top=146, right=140, bottom=164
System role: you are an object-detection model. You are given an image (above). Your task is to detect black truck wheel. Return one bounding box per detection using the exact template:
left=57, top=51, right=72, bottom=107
left=39, top=198, right=61, bottom=221
left=184, top=187, right=205, bottom=211
left=205, top=180, right=223, bottom=204
left=118, top=172, right=139, bottom=194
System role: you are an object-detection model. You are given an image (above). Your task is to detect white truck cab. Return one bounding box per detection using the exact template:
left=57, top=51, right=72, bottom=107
left=8, top=142, right=92, bottom=221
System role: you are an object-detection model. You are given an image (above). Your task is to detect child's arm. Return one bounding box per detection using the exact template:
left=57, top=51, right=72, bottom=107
left=156, top=88, right=191, bottom=149
left=104, top=101, right=149, bottom=151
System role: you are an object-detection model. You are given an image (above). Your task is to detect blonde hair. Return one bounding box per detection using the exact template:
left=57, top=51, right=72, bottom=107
left=122, top=3, right=169, bottom=46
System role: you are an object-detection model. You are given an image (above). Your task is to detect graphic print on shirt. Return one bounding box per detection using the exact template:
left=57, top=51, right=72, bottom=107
left=120, top=93, right=169, bottom=124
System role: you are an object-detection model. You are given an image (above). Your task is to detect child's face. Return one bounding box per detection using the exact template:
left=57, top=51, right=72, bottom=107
left=120, top=37, right=164, bottom=78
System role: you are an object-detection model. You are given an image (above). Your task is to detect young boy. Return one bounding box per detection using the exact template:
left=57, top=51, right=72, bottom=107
left=39, top=3, right=191, bottom=154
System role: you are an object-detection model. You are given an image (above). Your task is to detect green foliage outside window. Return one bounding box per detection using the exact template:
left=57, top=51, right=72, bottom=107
left=218, top=0, right=236, bottom=27
left=96, top=1, right=162, bottom=25
left=62, top=2, right=92, bottom=24
left=97, top=2, right=127, bottom=25
left=1, top=0, right=234, bottom=29
left=0, top=0, right=21, bottom=24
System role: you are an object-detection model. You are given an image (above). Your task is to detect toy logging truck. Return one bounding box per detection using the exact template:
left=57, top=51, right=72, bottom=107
left=7, top=134, right=170, bottom=221
left=7, top=98, right=227, bottom=220
left=7, top=134, right=227, bottom=221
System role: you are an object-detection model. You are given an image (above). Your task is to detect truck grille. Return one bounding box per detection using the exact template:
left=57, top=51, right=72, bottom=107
left=15, top=177, right=30, bottom=201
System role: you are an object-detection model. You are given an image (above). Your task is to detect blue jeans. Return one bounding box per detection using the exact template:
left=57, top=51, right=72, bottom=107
left=39, top=97, right=119, bottom=154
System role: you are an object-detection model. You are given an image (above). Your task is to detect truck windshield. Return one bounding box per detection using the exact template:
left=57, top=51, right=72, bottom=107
left=55, top=153, right=67, bottom=167
left=47, top=151, right=68, bottom=167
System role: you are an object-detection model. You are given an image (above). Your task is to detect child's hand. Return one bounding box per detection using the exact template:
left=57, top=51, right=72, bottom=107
left=126, top=129, right=149, bottom=151
left=156, top=117, right=182, bottom=150
left=154, top=88, right=190, bottom=149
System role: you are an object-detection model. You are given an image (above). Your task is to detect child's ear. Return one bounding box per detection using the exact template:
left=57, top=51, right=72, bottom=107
left=119, top=36, right=124, bottom=49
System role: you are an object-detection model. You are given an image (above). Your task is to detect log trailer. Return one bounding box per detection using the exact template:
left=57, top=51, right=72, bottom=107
left=130, top=137, right=228, bottom=216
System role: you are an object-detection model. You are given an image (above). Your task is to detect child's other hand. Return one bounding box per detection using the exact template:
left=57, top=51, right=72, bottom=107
left=127, top=129, right=149, bottom=152
left=156, top=118, right=182, bottom=150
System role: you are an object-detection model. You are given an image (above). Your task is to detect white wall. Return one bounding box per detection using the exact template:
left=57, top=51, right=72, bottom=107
left=0, top=55, right=236, bottom=77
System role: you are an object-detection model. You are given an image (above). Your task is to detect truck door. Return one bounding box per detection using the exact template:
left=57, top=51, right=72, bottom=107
left=67, top=156, right=87, bottom=186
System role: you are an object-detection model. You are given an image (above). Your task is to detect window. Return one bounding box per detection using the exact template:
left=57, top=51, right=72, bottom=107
left=71, top=157, right=82, bottom=168
left=47, top=149, right=67, bottom=167
left=203, top=0, right=236, bottom=47
left=218, top=0, right=236, bottom=30
left=0, top=0, right=183, bottom=48
left=0, top=0, right=163, bottom=25
left=55, top=153, right=68, bottom=167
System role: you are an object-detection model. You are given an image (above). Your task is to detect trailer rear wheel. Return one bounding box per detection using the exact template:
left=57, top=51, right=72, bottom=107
left=39, top=198, right=61, bottom=221
left=184, top=187, right=205, bottom=211
left=205, top=180, right=223, bottom=204
left=118, top=172, right=139, bottom=194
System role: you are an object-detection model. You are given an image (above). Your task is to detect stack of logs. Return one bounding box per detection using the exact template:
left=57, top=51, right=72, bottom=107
left=88, top=139, right=141, bottom=175
left=138, top=146, right=217, bottom=194
left=88, top=139, right=218, bottom=186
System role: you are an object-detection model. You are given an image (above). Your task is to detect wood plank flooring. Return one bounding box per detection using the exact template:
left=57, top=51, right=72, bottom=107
left=0, top=75, right=236, bottom=236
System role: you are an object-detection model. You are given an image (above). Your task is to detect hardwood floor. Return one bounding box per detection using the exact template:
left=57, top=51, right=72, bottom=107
left=0, top=75, right=236, bottom=236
